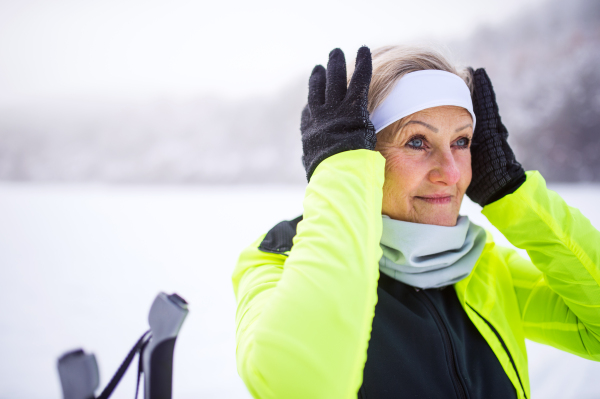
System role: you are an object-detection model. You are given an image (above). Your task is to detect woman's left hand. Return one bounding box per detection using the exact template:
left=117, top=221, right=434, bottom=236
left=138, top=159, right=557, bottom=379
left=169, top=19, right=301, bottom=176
left=467, top=68, right=526, bottom=207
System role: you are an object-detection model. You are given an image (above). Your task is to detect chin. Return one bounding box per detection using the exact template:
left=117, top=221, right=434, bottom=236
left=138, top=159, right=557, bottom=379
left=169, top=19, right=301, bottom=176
left=410, top=198, right=462, bottom=226
left=385, top=200, right=462, bottom=226
left=412, top=207, right=460, bottom=226
left=417, top=215, right=459, bottom=227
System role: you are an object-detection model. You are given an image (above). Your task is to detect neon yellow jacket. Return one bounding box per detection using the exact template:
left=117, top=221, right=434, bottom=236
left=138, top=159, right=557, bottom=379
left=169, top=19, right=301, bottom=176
left=232, top=150, right=600, bottom=399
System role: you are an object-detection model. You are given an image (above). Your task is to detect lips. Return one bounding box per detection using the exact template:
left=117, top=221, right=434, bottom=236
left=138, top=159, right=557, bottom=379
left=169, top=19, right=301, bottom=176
left=415, top=195, right=453, bottom=204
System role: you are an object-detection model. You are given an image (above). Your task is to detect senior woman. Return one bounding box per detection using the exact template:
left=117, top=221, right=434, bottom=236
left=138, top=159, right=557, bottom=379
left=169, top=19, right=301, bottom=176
left=232, top=46, right=600, bottom=399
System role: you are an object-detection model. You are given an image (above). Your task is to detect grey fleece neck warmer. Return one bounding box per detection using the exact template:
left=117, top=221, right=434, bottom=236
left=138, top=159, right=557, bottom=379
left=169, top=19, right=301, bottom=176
left=379, top=215, right=486, bottom=289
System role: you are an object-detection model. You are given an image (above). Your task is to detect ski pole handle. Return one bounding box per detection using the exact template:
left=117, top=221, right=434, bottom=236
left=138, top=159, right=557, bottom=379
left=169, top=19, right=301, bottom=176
left=57, top=349, right=99, bottom=399
left=142, top=292, right=189, bottom=399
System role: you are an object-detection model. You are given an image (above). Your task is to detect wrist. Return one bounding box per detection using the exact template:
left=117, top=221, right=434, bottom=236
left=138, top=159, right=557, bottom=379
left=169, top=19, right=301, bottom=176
left=308, top=149, right=385, bottom=190
left=303, top=128, right=377, bottom=181
left=483, top=172, right=526, bottom=206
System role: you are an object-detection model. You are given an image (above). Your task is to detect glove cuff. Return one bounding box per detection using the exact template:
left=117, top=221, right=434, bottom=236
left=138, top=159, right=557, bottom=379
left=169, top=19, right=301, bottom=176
left=484, top=171, right=526, bottom=206
left=303, top=128, right=376, bottom=181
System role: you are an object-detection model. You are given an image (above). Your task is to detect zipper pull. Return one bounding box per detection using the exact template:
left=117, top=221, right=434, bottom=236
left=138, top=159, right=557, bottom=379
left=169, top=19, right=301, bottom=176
left=414, top=287, right=420, bottom=292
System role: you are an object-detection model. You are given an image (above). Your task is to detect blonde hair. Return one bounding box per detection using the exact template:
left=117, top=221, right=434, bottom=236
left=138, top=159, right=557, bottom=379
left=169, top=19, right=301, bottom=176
left=348, top=45, right=473, bottom=114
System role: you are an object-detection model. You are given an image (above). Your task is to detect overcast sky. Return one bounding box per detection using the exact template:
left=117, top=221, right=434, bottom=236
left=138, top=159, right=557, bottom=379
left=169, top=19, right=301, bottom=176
left=0, top=0, right=547, bottom=106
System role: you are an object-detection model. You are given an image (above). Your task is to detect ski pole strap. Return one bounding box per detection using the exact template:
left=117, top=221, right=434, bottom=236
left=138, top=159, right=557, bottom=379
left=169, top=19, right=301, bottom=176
left=96, top=330, right=152, bottom=399
left=135, top=336, right=151, bottom=399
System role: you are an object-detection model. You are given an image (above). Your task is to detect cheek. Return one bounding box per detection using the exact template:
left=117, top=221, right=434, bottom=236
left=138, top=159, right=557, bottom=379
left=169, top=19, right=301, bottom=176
left=382, top=152, right=427, bottom=193
left=456, top=150, right=472, bottom=189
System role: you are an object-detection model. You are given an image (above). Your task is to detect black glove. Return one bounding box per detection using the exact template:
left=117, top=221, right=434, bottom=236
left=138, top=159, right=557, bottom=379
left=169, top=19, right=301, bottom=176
left=466, top=68, right=526, bottom=207
left=300, top=47, right=376, bottom=181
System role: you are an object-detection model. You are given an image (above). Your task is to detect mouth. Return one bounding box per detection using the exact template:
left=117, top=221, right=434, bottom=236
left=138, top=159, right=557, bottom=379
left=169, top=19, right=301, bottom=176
left=414, top=195, right=453, bottom=204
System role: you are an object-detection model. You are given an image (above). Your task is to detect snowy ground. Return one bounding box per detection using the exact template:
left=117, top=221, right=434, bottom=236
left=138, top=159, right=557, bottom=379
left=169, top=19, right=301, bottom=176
left=1, top=183, right=600, bottom=399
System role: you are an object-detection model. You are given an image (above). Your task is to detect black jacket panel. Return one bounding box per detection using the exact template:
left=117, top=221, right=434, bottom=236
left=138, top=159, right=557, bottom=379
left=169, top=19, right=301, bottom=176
left=359, top=273, right=517, bottom=399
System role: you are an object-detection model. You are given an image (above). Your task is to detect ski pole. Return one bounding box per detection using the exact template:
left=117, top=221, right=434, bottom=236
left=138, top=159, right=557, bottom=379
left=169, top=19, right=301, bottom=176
left=56, top=292, right=188, bottom=399
left=57, top=349, right=99, bottom=399
left=142, top=292, right=188, bottom=399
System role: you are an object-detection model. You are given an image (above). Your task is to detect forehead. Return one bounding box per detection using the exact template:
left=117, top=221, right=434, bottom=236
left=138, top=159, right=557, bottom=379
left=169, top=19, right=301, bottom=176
left=380, top=105, right=473, bottom=143
left=405, top=106, right=473, bottom=125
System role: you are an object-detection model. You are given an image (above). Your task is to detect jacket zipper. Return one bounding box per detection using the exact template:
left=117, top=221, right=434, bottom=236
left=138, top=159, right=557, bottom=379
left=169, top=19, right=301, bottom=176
left=467, top=304, right=527, bottom=399
left=415, top=288, right=468, bottom=399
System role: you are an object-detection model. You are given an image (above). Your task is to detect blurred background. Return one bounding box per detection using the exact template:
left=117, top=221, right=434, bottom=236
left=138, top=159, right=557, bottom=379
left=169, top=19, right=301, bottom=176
left=1, top=0, right=599, bottom=397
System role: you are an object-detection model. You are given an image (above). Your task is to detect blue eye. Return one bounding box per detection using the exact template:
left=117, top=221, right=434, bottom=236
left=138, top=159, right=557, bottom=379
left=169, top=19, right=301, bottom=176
left=455, top=138, right=469, bottom=147
left=408, top=138, right=424, bottom=148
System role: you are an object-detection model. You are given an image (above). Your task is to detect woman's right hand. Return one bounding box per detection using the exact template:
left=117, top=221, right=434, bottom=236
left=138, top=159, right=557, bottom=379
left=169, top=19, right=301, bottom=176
left=300, top=47, right=377, bottom=181
left=234, top=47, right=385, bottom=399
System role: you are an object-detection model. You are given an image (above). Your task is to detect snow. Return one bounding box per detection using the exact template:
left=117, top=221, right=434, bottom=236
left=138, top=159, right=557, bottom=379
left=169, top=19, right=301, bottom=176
left=1, top=183, right=599, bottom=398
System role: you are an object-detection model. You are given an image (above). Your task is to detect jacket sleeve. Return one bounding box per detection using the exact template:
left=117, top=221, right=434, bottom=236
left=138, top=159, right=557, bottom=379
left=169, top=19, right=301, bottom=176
left=483, top=170, right=600, bottom=361
left=232, top=150, right=385, bottom=399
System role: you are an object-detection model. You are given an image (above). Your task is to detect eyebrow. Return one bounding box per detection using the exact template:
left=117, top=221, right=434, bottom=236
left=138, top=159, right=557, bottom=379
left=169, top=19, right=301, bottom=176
left=455, top=124, right=473, bottom=133
left=398, top=120, right=439, bottom=133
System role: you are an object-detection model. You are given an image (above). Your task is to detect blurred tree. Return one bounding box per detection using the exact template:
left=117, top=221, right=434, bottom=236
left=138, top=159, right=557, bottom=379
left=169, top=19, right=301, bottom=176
left=0, top=0, right=598, bottom=183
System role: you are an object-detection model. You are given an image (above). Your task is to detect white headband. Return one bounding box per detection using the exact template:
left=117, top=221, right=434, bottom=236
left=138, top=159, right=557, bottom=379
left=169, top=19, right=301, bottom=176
left=370, top=70, right=476, bottom=133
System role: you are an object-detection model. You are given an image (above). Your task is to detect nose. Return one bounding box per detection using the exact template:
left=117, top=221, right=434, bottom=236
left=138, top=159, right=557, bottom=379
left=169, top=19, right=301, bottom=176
left=428, top=149, right=461, bottom=186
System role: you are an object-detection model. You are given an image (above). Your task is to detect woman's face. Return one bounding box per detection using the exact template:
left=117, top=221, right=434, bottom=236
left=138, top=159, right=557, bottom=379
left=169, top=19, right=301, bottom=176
left=376, top=106, right=473, bottom=227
